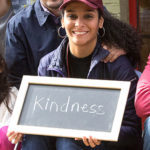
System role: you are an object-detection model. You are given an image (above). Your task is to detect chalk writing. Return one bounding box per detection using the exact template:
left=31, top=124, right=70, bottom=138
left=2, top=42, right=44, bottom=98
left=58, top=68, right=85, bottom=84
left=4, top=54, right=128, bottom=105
left=33, top=96, right=105, bottom=115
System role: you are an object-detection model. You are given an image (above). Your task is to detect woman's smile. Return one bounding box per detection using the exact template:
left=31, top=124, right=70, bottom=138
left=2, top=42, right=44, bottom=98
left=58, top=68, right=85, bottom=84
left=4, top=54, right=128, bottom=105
left=72, top=31, right=88, bottom=36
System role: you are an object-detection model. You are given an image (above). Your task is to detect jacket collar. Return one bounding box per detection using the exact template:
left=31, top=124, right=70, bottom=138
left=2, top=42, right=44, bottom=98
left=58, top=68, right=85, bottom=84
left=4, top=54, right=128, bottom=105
left=47, top=38, right=68, bottom=76
left=88, top=38, right=109, bottom=74
left=48, top=37, right=109, bottom=76
left=34, top=0, right=59, bottom=26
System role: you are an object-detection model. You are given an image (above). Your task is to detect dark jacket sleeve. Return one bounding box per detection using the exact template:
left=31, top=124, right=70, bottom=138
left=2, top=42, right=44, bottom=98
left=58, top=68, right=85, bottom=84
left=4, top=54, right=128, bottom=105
left=38, top=53, right=51, bottom=77
left=5, top=17, right=29, bottom=89
left=105, top=56, right=142, bottom=149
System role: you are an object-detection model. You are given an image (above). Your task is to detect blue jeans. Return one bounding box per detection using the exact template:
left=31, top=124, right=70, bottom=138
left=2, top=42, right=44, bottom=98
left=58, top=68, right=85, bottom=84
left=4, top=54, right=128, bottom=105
left=22, top=135, right=104, bottom=150
left=21, top=135, right=140, bottom=150
left=22, top=135, right=56, bottom=150
left=56, top=137, right=106, bottom=150
left=143, top=116, right=150, bottom=150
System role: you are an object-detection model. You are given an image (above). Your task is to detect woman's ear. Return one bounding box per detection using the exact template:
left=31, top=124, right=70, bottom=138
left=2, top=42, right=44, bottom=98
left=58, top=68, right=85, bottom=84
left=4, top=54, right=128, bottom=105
left=61, top=18, right=65, bottom=28
left=99, top=17, right=104, bottom=29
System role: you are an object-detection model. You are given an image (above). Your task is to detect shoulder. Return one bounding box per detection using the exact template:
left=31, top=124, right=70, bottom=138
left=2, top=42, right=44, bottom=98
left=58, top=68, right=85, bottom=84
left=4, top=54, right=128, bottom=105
left=40, top=50, right=56, bottom=66
left=106, top=55, right=138, bottom=81
left=38, top=50, right=56, bottom=76
left=108, top=55, right=133, bottom=71
left=0, top=87, right=18, bottom=125
left=39, top=39, right=67, bottom=69
left=112, top=55, right=132, bottom=66
left=38, top=38, right=68, bottom=76
left=7, top=5, right=35, bottom=29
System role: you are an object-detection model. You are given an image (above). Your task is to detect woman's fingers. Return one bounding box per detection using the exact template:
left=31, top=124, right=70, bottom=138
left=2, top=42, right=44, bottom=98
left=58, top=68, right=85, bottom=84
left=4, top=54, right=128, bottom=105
left=92, top=137, right=101, bottom=146
left=12, top=133, right=22, bottom=144
left=7, top=131, right=14, bottom=138
left=88, top=136, right=96, bottom=148
left=14, top=133, right=23, bottom=143
left=83, top=136, right=90, bottom=146
left=7, top=131, right=23, bottom=144
left=102, top=44, right=126, bottom=63
left=8, top=133, right=18, bottom=143
left=82, top=136, right=101, bottom=148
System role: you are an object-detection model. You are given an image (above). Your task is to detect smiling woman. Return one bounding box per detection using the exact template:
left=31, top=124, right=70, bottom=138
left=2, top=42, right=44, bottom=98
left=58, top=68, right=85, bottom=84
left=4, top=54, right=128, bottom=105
left=61, top=1, right=104, bottom=58
left=37, top=0, right=142, bottom=149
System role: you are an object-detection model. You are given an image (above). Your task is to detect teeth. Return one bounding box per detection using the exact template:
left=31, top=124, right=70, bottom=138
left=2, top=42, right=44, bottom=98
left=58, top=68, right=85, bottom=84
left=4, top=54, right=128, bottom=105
left=75, top=32, right=86, bottom=34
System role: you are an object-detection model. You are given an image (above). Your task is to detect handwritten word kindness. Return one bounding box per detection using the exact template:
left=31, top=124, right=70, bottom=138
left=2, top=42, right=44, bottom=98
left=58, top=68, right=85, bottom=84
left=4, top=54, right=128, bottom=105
left=33, top=96, right=105, bottom=116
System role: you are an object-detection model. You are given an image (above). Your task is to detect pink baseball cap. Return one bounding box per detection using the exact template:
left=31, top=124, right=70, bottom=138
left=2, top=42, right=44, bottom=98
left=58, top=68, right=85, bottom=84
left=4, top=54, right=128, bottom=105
left=59, top=0, right=103, bottom=11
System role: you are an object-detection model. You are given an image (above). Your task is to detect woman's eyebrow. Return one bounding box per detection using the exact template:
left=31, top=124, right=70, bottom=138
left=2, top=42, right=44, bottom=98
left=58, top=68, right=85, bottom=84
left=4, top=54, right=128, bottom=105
left=66, top=9, right=75, bottom=13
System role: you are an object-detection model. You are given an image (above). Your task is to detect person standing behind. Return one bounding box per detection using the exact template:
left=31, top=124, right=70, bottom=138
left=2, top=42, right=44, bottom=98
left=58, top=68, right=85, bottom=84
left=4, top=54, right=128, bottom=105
left=0, top=0, right=14, bottom=56
left=135, top=54, right=150, bottom=150
left=5, top=0, right=64, bottom=89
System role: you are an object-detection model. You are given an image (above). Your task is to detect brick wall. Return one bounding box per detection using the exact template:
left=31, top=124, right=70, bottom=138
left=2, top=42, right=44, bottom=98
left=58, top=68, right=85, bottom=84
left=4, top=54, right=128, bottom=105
left=103, top=0, right=120, bottom=19
left=103, top=0, right=129, bottom=24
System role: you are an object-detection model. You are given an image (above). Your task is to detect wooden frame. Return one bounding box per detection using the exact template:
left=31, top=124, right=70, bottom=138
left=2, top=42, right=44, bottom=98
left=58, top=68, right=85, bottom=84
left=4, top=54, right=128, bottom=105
left=9, top=75, right=131, bottom=142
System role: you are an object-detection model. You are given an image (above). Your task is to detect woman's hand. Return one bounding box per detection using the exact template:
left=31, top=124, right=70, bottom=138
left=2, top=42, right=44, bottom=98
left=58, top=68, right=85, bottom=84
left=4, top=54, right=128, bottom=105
left=7, top=131, right=23, bottom=144
left=75, top=136, right=101, bottom=148
left=102, top=45, right=126, bottom=63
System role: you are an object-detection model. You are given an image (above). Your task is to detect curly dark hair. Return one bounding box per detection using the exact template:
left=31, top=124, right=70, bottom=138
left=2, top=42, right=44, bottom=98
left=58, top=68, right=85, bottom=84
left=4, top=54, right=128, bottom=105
left=100, top=11, right=142, bottom=67
left=0, top=54, right=11, bottom=113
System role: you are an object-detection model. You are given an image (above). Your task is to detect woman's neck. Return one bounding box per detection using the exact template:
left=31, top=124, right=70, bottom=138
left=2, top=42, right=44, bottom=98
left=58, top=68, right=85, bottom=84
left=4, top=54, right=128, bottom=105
left=68, top=40, right=97, bottom=58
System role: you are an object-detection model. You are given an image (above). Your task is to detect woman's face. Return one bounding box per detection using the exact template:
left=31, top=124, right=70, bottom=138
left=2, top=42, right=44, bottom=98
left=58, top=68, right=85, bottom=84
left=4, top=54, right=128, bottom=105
left=61, top=2, right=104, bottom=47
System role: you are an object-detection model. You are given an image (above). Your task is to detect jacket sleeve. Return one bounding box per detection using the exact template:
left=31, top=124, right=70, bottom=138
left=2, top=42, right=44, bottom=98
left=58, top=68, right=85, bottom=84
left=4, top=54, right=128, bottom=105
left=38, top=56, right=49, bottom=76
left=38, top=52, right=54, bottom=77
left=5, top=18, right=29, bottom=89
left=135, top=54, right=150, bottom=118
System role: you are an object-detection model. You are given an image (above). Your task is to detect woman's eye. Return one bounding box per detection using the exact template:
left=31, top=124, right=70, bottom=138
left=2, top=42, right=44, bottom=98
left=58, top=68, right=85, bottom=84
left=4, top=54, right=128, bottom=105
left=67, top=14, right=77, bottom=20
left=84, top=14, right=93, bottom=19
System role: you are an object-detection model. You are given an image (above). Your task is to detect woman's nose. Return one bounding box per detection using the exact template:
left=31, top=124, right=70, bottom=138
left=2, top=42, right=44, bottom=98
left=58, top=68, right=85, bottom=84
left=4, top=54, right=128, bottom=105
left=75, top=18, right=84, bottom=27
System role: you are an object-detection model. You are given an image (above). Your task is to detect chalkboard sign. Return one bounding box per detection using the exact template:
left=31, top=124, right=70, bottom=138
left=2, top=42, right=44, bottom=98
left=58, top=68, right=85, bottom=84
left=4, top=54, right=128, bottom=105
left=9, top=76, right=130, bottom=141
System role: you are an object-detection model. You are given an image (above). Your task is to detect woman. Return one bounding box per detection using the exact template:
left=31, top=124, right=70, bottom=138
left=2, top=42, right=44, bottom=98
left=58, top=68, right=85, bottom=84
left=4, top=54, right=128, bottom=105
left=37, top=0, right=142, bottom=150
left=0, top=54, right=21, bottom=150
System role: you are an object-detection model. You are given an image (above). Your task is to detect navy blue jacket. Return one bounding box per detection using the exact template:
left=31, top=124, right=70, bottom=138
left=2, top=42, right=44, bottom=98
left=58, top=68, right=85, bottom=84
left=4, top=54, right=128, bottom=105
left=5, top=0, right=63, bottom=88
left=38, top=38, right=142, bottom=150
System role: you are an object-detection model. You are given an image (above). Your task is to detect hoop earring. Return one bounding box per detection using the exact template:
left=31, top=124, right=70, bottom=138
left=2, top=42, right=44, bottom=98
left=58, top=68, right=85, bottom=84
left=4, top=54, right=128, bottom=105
left=58, top=26, right=66, bottom=38
left=100, top=27, right=105, bottom=38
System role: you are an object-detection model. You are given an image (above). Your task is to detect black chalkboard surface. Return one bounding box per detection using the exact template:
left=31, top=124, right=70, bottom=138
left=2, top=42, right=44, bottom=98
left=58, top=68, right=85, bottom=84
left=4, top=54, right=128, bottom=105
left=9, top=76, right=130, bottom=141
